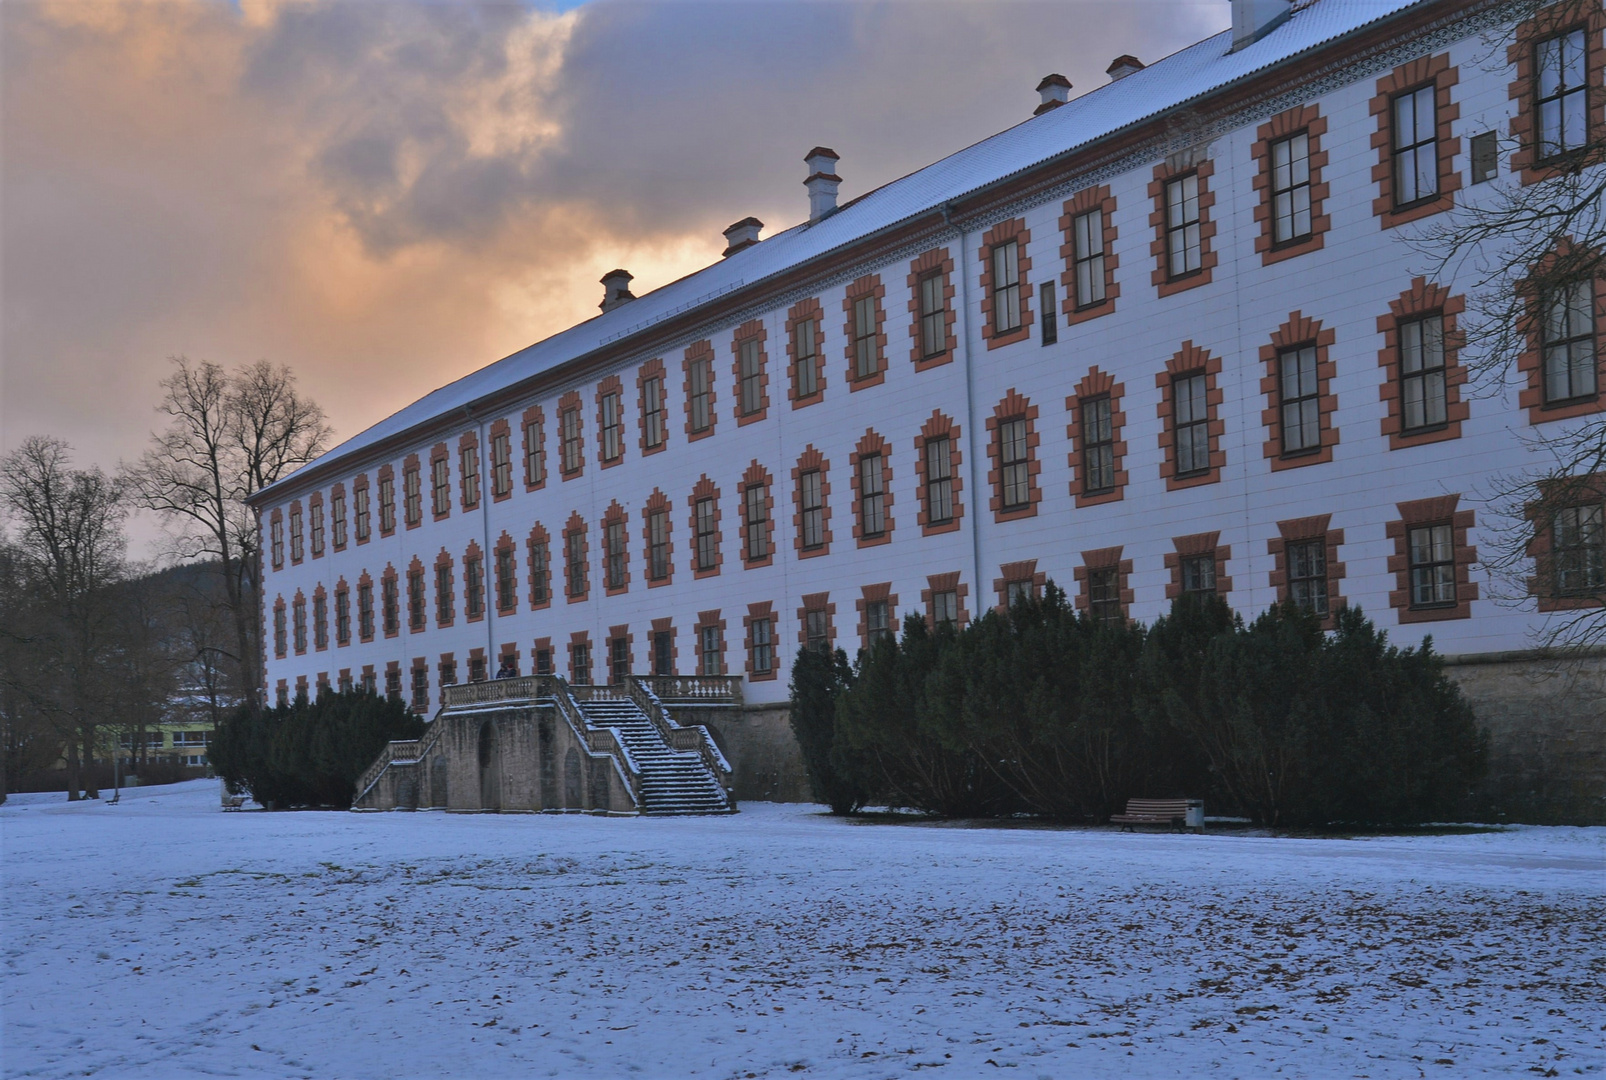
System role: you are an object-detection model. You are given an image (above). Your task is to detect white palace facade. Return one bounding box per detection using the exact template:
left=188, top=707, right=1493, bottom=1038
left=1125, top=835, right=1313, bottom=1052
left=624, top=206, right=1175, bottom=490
left=251, top=0, right=1606, bottom=815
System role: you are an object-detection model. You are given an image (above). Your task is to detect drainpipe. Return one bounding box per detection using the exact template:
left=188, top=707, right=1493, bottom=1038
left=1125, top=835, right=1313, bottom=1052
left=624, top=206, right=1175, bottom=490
left=943, top=203, right=986, bottom=617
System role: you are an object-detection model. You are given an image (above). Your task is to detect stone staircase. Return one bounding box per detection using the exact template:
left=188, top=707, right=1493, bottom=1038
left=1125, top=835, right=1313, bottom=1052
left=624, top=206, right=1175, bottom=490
left=575, top=696, right=732, bottom=814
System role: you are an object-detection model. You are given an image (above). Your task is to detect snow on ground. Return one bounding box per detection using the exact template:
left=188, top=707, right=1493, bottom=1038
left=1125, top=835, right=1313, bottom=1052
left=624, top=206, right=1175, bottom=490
left=2, top=781, right=1602, bottom=1079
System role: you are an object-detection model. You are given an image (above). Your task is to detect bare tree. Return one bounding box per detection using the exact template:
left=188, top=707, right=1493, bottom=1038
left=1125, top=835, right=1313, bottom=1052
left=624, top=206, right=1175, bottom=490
left=0, top=437, right=130, bottom=798
left=129, top=357, right=332, bottom=709
left=1416, top=0, right=1605, bottom=648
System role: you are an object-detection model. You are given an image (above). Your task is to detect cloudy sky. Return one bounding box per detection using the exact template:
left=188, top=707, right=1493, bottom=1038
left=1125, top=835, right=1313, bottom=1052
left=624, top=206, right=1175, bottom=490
left=2, top=0, right=1227, bottom=555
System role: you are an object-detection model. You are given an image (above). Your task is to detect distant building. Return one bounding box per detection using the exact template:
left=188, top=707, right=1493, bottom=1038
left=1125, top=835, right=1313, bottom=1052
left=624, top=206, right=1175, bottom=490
left=250, top=0, right=1606, bottom=818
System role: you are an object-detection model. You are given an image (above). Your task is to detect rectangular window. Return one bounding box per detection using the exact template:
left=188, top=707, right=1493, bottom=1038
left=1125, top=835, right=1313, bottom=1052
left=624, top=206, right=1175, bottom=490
left=793, top=318, right=818, bottom=398
left=435, top=564, right=453, bottom=625
left=739, top=339, right=764, bottom=416
left=689, top=356, right=712, bottom=432
left=1554, top=504, right=1605, bottom=596
left=998, top=418, right=1030, bottom=511
left=309, top=502, right=324, bottom=557
left=1081, top=396, right=1115, bottom=495
left=381, top=474, right=398, bottom=532
left=383, top=576, right=400, bottom=635
left=561, top=407, right=583, bottom=473
left=432, top=457, right=451, bottom=516
left=524, top=417, right=546, bottom=486
left=1173, top=373, right=1211, bottom=477
left=403, top=465, right=421, bottom=526
left=610, top=636, right=630, bottom=683
left=529, top=538, right=549, bottom=604
left=1181, top=554, right=1216, bottom=595
left=865, top=600, right=891, bottom=645
left=274, top=606, right=287, bottom=657
left=653, top=630, right=673, bottom=676
left=1166, top=174, right=1202, bottom=278
left=648, top=509, right=669, bottom=580
left=361, top=668, right=377, bottom=694
left=924, top=437, right=954, bottom=526
left=1537, top=28, right=1589, bottom=161
left=1006, top=579, right=1033, bottom=608
left=292, top=597, right=307, bottom=653
left=468, top=655, right=486, bottom=684
left=331, top=493, right=347, bottom=548
left=700, top=625, right=722, bottom=676
left=464, top=556, right=483, bottom=619
left=1543, top=281, right=1597, bottom=404
left=1039, top=282, right=1057, bottom=345
left=534, top=647, right=553, bottom=677
left=800, top=470, right=825, bottom=550
left=566, top=531, right=586, bottom=598
left=354, top=487, right=370, bottom=542
left=853, top=295, right=879, bottom=378
left=1400, top=315, right=1448, bottom=431
left=411, top=666, right=429, bottom=711
left=695, top=497, right=718, bottom=571
left=572, top=642, right=592, bottom=685
left=383, top=666, right=399, bottom=701
left=991, top=240, right=1021, bottom=334
left=751, top=617, right=773, bottom=675
left=289, top=508, right=303, bottom=562
left=606, top=519, right=626, bottom=590
left=858, top=454, right=886, bottom=538
left=1470, top=130, right=1499, bottom=184
left=270, top=517, right=284, bottom=569
left=1408, top=523, right=1457, bottom=608
left=335, top=588, right=350, bottom=646
left=1286, top=539, right=1329, bottom=617
left=358, top=581, right=374, bottom=640
left=460, top=445, right=479, bottom=507
left=1270, top=131, right=1312, bottom=245
left=601, top=392, right=623, bottom=461
left=744, top=484, right=769, bottom=561
left=642, top=376, right=665, bottom=449
left=1279, top=345, right=1321, bottom=455
left=1087, top=568, right=1121, bottom=625
left=490, top=431, right=511, bottom=497
left=919, top=273, right=946, bottom=358
left=313, top=592, right=328, bottom=649
left=932, top=590, right=958, bottom=628
left=496, top=547, right=516, bottom=611
left=1073, top=209, right=1106, bottom=308
left=1392, top=84, right=1439, bottom=207
left=408, top=570, right=425, bottom=630
left=805, top=608, right=830, bottom=651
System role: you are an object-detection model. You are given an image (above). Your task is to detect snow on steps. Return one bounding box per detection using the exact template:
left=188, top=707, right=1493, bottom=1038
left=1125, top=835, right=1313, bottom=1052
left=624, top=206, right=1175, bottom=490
left=575, top=698, right=733, bottom=815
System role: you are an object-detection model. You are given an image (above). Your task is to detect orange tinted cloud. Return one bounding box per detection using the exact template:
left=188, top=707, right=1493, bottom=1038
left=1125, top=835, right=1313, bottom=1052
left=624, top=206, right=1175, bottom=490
left=1, top=0, right=1223, bottom=554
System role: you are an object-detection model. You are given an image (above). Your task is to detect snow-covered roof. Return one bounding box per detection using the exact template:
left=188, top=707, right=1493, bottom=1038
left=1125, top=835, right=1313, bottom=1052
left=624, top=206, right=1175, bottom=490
left=258, top=0, right=1428, bottom=504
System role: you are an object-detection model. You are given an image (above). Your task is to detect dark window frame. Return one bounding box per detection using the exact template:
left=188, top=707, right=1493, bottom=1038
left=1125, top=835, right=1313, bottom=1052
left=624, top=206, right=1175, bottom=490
left=1164, top=173, right=1203, bottom=279
left=1390, top=83, right=1440, bottom=210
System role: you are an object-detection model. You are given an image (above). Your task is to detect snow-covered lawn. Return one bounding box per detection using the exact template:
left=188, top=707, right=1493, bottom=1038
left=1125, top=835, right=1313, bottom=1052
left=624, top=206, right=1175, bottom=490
left=2, top=781, right=1601, bottom=1079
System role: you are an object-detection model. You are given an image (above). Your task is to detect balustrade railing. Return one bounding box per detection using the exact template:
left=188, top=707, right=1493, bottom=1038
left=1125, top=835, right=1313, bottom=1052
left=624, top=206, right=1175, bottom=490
left=441, top=675, right=551, bottom=707
left=638, top=674, right=744, bottom=705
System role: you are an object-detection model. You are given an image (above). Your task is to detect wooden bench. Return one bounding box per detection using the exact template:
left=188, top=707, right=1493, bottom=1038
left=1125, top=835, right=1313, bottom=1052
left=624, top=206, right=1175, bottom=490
left=221, top=793, right=247, bottom=811
left=1110, top=798, right=1204, bottom=833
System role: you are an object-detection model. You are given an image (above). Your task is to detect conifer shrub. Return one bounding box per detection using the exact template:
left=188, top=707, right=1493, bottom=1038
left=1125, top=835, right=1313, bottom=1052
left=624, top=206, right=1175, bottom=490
left=788, top=644, right=877, bottom=814
left=209, top=689, right=424, bottom=808
left=815, top=590, right=1488, bottom=826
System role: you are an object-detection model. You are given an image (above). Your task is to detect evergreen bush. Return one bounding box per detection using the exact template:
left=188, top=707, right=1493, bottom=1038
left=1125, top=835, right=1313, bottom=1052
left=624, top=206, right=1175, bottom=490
left=818, top=591, right=1488, bottom=827
left=788, top=644, right=876, bottom=814
left=209, top=689, right=423, bottom=808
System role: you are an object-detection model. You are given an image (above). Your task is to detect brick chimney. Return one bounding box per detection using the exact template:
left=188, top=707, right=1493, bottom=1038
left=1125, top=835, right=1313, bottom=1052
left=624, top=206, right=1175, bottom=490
left=1231, top=0, right=1291, bottom=51
left=722, top=217, right=763, bottom=257
left=1106, top=55, right=1144, bottom=81
left=600, top=269, right=635, bottom=313
left=1035, top=74, right=1072, bottom=116
left=804, top=147, right=841, bottom=224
